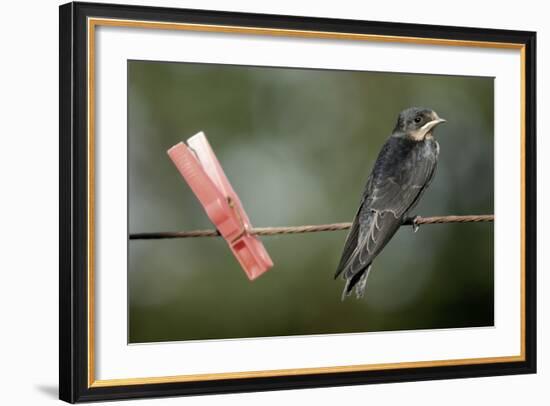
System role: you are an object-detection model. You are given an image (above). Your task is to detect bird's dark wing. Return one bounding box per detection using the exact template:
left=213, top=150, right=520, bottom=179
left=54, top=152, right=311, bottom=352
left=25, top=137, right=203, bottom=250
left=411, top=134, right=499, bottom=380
left=335, top=138, right=438, bottom=294
left=335, top=202, right=403, bottom=284
left=333, top=180, right=370, bottom=278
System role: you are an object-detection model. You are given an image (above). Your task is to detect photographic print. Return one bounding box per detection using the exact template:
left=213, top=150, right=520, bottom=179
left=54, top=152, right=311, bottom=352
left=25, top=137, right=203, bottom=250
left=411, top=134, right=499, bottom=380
left=60, top=2, right=535, bottom=402
left=128, top=61, right=494, bottom=343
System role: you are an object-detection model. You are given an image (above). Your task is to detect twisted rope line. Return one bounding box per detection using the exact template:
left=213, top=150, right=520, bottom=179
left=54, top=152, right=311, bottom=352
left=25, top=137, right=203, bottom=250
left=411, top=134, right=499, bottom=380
left=129, top=214, right=494, bottom=240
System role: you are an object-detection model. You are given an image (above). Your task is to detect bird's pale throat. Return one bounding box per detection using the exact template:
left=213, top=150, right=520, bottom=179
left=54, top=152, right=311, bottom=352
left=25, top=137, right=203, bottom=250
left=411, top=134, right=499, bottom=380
left=410, top=117, right=446, bottom=141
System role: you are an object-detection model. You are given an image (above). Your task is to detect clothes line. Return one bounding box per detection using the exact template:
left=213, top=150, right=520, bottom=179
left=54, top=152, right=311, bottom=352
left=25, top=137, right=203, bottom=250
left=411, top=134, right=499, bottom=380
left=129, top=214, right=494, bottom=240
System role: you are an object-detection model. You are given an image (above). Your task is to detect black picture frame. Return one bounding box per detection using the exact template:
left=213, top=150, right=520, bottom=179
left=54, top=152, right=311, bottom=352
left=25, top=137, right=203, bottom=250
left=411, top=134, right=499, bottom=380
left=59, top=1, right=537, bottom=403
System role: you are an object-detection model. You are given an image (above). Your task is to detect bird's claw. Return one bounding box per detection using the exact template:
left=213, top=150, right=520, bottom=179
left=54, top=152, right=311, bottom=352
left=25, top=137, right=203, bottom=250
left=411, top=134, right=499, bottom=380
left=412, top=216, right=420, bottom=233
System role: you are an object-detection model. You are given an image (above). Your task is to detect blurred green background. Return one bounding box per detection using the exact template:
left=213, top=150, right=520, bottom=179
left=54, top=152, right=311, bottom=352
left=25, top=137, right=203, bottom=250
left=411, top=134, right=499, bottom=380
left=128, top=60, right=494, bottom=344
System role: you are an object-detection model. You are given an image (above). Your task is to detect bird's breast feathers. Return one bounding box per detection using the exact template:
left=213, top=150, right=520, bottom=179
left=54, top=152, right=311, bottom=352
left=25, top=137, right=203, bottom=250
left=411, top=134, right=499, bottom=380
left=368, top=137, right=438, bottom=210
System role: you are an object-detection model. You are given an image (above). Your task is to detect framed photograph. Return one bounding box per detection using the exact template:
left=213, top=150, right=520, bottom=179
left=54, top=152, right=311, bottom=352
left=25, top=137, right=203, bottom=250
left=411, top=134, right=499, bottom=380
left=59, top=1, right=536, bottom=403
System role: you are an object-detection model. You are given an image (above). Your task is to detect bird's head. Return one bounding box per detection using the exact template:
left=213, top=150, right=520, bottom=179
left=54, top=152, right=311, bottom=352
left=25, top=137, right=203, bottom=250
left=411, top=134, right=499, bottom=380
left=393, top=107, right=446, bottom=141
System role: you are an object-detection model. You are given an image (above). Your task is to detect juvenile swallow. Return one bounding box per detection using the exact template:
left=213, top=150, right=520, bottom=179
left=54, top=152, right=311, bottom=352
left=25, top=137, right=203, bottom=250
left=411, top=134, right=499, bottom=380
left=334, top=107, right=446, bottom=299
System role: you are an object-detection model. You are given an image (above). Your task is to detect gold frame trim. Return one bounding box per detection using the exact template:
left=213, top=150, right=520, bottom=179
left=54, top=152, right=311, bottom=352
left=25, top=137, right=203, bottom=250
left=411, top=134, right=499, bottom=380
left=87, top=17, right=527, bottom=388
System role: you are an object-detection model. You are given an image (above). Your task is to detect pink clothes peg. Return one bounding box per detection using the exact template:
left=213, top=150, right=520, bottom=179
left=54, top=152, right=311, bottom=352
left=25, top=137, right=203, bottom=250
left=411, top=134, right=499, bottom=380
left=167, top=132, right=273, bottom=280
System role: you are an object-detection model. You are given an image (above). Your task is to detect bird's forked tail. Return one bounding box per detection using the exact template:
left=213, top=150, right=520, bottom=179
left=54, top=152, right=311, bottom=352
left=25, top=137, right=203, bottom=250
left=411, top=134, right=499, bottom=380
left=341, top=264, right=372, bottom=301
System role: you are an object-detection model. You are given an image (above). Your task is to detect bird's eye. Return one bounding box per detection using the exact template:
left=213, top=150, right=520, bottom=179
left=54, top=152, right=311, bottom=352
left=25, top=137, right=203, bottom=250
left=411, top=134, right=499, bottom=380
left=414, top=116, right=422, bottom=123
